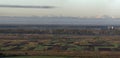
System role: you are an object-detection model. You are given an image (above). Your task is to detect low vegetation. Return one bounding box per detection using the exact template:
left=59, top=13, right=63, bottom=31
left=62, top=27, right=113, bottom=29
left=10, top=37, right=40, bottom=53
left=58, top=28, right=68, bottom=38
left=0, top=28, right=120, bottom=58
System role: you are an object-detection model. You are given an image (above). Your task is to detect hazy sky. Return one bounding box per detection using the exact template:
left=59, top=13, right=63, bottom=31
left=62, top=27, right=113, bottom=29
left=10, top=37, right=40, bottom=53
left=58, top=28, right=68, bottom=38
left=0, top=0, right=120, bottom=18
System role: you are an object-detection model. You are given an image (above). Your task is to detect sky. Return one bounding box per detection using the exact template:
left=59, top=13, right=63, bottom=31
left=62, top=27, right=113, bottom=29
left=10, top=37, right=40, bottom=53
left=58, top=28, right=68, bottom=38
left=0, top=0, right=120, bottom=18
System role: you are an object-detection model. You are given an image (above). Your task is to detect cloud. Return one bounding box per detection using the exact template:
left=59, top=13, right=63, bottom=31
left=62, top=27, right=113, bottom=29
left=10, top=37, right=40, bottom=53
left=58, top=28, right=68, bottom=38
left=0, top=5, right=56, bottom=9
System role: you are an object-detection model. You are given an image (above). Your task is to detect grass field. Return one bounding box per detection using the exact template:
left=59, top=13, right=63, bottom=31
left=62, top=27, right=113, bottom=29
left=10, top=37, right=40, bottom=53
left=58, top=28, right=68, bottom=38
left=1, top=28, right=120, bottom=58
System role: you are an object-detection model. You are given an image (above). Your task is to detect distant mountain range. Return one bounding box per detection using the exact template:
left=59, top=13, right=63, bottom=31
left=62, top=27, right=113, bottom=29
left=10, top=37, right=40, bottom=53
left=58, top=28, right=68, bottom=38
left=0, top=16, right=120, bottom=25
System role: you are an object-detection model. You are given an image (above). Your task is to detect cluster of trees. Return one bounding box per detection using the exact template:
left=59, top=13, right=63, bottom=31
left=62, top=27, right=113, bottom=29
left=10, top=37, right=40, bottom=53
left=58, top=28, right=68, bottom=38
left=0, top=29, right=120, bottom=35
